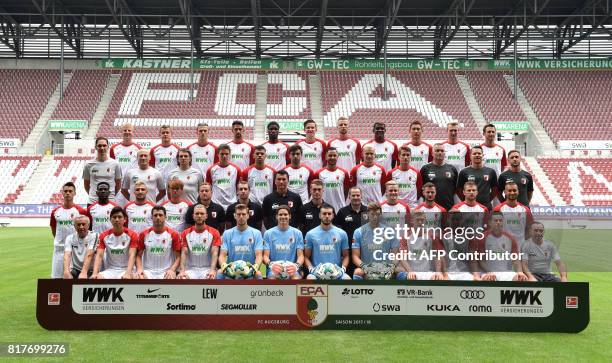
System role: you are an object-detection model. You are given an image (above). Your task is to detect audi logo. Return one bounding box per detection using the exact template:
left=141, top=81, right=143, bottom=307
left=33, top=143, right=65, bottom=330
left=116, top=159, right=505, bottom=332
left=460, top=290, right=485, bottom=299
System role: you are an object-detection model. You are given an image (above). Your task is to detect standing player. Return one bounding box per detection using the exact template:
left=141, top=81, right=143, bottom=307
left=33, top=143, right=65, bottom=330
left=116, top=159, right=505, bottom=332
left=226, top=181, right=264, bottom=230
left=363, top=122, right=398, bottom=171
left=149, top=125, right=180, bottom=183
left=178, top=204, right=221, bottom=279
left=294, top=119, right=326, bottom=171
left=218, top=204, right=264, bottom=279
left=521, top=222, right=568, bottom=282
left=161, top=179, right=192, bottom=233
left=83, top=137, right=122, bottom=205
left=452, top=181, right=489, bottom=230
left=262, top=170, right=303, bottom=229
left=121, top=149, right=165, bottom=203
left=188, top=123, right=218, bottom=177
left=240, top=145, right=275, bottom=205
left=380, top=181, right=411, bottom=228
left=387, top=145, right=422, bottom=208
left=50, top=182, right=87, bottom=278
left=327, top=117, right=361, bottom=171
left=92, top=207, right=139, bottom=279
left=414, top=183, right=447, bottom=229
left=396, top=211, right=445, bottom=280
left=109, top=123, right=140, bottom=205
left=263, top=206, right=305, bottom=280
left=63, top=215, right=97, bottom=279
left=350, top=145, right=387, bottom=205
left=124, top=181, right=155, bottom=233
left=481, top=123, right=507, bottom=175
left=304, top=204, right=351, bottom=279
left=457, top=146, right=498, bottom=210
left=205, top=144, right=241, bottom=211
left=261, top=121, right=289, bottom=171
left=442, top=121, right=470, bottom=172
left=498, top=150, right=534, bottom=207
left=403, top=121, right=433, bottom=171
left=420, top=143, right=458, bottom=210
left=136, top=206, right=182, bottom=279
left=167, top=148, right=203, bottom=204
left=184, top=182, right=226, bottom=233
left=494, top=181, right=534, bottom=245
left=86, top=182, right=119, bottom=234
left=300, top=180, right=325, bottom=236
left=314, top=147, right=350, bottom=214
left=334, top=187, right=368, bottom=277
left=284, top=144, right=315, bottom=204
left=227, top=120, right=255, bottom=170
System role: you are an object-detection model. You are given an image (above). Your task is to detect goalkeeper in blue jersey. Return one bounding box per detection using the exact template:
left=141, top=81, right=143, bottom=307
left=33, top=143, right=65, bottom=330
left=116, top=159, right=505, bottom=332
left=218, top=204, right=264, bottom=279
left=263, top=205, right=305, bottom=279
left=352, top=202, right=410, bottom=280
left=304, top=204, right=351, bottom=280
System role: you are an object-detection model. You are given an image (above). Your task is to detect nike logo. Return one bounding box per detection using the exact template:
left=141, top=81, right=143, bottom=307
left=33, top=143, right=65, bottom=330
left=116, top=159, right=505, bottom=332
left=147, top=288, right=160, bottom=293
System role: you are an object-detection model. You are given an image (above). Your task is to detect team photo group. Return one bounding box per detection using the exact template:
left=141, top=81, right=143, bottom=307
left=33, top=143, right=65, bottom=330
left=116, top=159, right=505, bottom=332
left=50, top=118, right=568, bottom=282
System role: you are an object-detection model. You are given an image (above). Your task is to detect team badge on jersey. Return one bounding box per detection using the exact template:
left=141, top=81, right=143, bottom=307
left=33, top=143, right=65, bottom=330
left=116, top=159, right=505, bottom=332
left=297, top=284, right=328, bottom=328
left=211, top=212, right=217, bottom=218
left=445, top=172, right=452, bottom=178
left=484, top=175, right=489, bottom=181
left=521, top=177, right=527, bottom=184
left=288, top=201, right=293, bottom=208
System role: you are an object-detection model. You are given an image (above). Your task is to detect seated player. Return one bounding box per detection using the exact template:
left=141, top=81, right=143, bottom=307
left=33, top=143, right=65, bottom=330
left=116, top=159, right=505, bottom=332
left=352, top=202, right=407, bottom=280
left=396, top=211, right=445, bottom=280
left=136, top=206, right=182, bottom=279
left=63, top=215, right=98, bottom=279
left=217, top=204, right=264, bottom=279
left=521, top=222, right=568, bottom=282
left=263, top=206, right=305, bottom=280
left=92, top=207, right=138, bottom=279
left=178, top=204, right=221, bottom=279
left=439, top=209, right=481, bottom=281
left=304, top=204, right=351, bottom=280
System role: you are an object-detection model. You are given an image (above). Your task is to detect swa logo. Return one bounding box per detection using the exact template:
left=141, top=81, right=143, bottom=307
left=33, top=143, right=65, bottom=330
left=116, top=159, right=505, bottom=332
left=500, top=290, right=542, bottom=305
left=82, top=287, right=124, bottom=302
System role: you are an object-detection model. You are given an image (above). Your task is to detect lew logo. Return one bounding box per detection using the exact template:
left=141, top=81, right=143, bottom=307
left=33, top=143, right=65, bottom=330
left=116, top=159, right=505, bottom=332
left=500, top=290, right=542, bottom=305
left=296, top=285, right=328, bottom=327
left=82, top=287, right=124, bottom=303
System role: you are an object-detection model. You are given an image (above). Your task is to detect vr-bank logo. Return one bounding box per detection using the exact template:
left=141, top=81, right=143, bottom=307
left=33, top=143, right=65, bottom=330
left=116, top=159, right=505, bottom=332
left=341, top=288, right=374, bottom=297
left=81, top=287, right=125, bottom=311
left=460, top=290, right=485, bottom=299
left=500, top=290, right=542, bottom=306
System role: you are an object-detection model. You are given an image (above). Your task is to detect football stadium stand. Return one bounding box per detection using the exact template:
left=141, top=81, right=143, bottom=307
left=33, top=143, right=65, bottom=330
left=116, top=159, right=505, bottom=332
left=0, top=156, right=41, bottom=203
left=50, top=70, right=109, bottom=122
left=266, top=72, right=312, bottom=120
left=466, top=72, right=526, bottom=122
left=30, top=156, right=90, bottom=205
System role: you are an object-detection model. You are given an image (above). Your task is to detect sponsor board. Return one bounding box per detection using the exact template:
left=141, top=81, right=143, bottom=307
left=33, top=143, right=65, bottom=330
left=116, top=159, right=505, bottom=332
left=0, top=138, right=21, bottom=148
left=0, top=204, right=61, bottom=217
left=98, top=58, right=282, bottom=70
left=48, top=120, right=87, bottom=131
left=557, top=140, right=612, bottom=150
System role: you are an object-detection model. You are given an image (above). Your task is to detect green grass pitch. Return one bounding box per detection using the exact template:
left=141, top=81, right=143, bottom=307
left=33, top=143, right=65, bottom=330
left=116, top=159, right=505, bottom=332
left=1, top=227, right=611, bottom=362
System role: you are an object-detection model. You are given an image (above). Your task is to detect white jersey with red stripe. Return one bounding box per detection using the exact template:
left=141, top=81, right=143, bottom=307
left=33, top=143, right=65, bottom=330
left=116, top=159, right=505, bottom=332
left=110, top=142, right=141, bottom=176
left=295, top=138, right=326, bottom=171
left=481, top=143, right=507, bottom=175
left=381, top=200, right=411, bottom=227
left=493, top=202, right=534, bottom=244
left=442, top=141, right=470, bottom=172
left=241, top=165, right=275, bottom=205
left=363, top=139, right=398, bottom=171
left=138, top=226, right=181, bottom=271
left=476, top=230, right=518, bottom=272
left=404, top=141, right=433, bottom=171
left=87, top=201, right=119, bottom=234
left=181, top=225, right=222, bottom=269
left=125, top=201, right=155, bottom=233
left=350, top=163, right=386, bottom=205
left=387, top=166, right=422, bottom=208
left=328, top=137, right=361, bottom=172
left=98, top=228, right=139, bottom=270
left=149, top=143, right=180, bottom=181
left=284, top=164, right=314, bottom=204
left=187, top=142, right=218, bottom=177
left=261, top=141, right=289, bottom=171
left=206, top=163, right=241, bottom=210
left=161, top=199, right=192, bottom=233
left=227, top=141, right=254, bottom=170
left=122, top=166, right=164, bottom=203
left=452, top=201, right=489, bottom=230
left=314, top=167, right=351, bottom=213
left=414, top=202, right=447, bottom=228
left=405, top=233, right=442, bottom=272
left=50, top=205, right=87, bottom=247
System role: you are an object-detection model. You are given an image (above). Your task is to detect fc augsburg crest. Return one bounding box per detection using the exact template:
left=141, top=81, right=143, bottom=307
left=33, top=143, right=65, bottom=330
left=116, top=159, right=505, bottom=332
left=296, top=284, right=328, bottom=328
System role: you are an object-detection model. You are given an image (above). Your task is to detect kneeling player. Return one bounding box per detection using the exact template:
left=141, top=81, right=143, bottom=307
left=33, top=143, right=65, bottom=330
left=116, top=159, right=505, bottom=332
left=440, top=209, right=481, bottom=281
left=136, top=206, right=182, bottom=279
left=218, top=204, right=264, bottom=279
left=263, top=206, right=304, bottom=279
left=352, top=202, right=406, bottom=280
left=178, top=204, right=221, bottom=279
left=92, top=207, right=138, bottom=279
left=395, top=211, right=445, bottom=280
left=304, top=204, right=351, bottom=280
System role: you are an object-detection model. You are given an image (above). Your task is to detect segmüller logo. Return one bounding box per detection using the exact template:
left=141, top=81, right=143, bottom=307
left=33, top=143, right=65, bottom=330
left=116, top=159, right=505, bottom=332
left=459, top=290, right=485, bottom=299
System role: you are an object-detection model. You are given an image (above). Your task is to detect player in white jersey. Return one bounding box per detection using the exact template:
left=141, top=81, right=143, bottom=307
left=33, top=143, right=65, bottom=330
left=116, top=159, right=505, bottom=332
left=83, top=137, right=122, bottom=204
left=452, top=181, right=489, bottom=230
left=363, top=122, right=398, bottom=172
left=63, top=215, right=97, bottom=279
left=227, top=120, right=254, bottom=170
left=92, top=207, right=139, bottom=279
left=86, top=182, right=119, bottom=234
left=124, top=181, right=155, bottom=233
left=121, top=149, right=166, bottom=203
left=240, top=145, right=275, bottom=205
left=188, top=123, right=218, bottom=176
left=350, top=145, right=387, bottom=205
left=167, top=148, right=203, bottom=204
left=403, top=120, right=433, bottom=171
left=442, top=121, right=470, bottom=172
left=110, top=124, right=141, bottom=205
left=387, top=145, right=422, bottom=208
left=481, top=123, right=507, bottom=175
left=493, top=181, right=534, bottom=245
left=327, top=117, right=361, bottom=171
left=50, top=182, right=87, bottom=278
left=284, top=144, right=315, bottom=204
left=149, top=125, right=180, bottom=182
left=136, top=206, right=182, bottom=279
left=439, top=209, right=481, bottom=281
left=178, top=204, right=221, bottom=279
left=380, top=181, right=411, bottom=228
left=294, top=119, right=326, bottom=170
left=206, top=144, right=241, bottom=210
left=314, top=147, right=350, bottom=213
left=396, top=211, right=445, bottom=280
left=261, top=121, right=289, bottom=171
left=414, top=182, right=447, bottom=229
left=161, top=179, right=192, bottom=233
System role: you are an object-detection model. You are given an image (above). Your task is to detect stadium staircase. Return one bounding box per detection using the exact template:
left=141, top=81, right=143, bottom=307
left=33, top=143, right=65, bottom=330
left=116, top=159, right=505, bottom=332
left=308, top=74, right=325, bottom=138
left=84, top=73, right=121, bottom=139
left=455, top=74, right=487, bottom=131
left=20, top=73, right=73, bottom=155
left=254, top=74, right=268, bottom=141
left=523, top=156, right=566, bottom=206
left=15, top=154, right=55, bottom=204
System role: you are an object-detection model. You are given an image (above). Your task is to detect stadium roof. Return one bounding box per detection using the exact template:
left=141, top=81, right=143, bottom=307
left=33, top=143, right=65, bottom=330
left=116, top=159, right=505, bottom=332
left=1, top=0, right=611, bottom=59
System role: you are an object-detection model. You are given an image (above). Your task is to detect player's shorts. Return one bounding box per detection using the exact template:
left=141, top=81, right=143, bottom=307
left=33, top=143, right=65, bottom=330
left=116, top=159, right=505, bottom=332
left=532, top=273, right=561, bottom=282
left=99, top=268, right=129, bottom=279
left=185, top=268, right=213, bottom=279
left=447, top=272, right=476, bottom=281
left=51, top=246, right=64, bottom=279
left=266, top=270, right=301, bottom=279
left=396, top=271, right=436, bottom=280
left=143, top=269, right=167, bottom=279
left=492, top=271, right=517, bottom=281
left=306, top=272, right=351, bottom=280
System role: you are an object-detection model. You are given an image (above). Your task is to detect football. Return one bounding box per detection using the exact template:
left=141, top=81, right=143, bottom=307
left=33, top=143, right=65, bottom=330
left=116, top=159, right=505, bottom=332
left=270, top=260, right=295, bottom=280
left=313, top=263, right=343, bottom=280
left=232, top=260, right=255, bottom=279
left=363, top=262, right=395, bottom=280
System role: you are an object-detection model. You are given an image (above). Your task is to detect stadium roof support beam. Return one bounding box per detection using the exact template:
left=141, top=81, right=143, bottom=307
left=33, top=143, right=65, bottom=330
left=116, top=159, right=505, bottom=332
left=30, top=0, right=83, bottom=58
left=374, top=0, right=402, bottom=57
left=104, top=0, right=144, bottom=58
left=251, top=0, right=262, bottom=58
left=315, top=0, right=328, bottom=58
left=433, top=0, right=475, bottom=58
left=0, top=8, right=22, bottom=57
left=557, top=11, right=612, bottom=55
left=493, top=0, right=552, bottom=58
left=178, top=0, right=202, bottom=57
left=553, top=0, right=608, bottom=58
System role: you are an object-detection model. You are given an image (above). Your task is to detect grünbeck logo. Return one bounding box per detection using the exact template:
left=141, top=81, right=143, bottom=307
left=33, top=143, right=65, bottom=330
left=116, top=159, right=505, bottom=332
left=460, top=290, right=485, bottom=299
left=500, top=290, right=542, bottom=306
left=202, top=288, right=218, bottom=299
left=341, top=288, right=374, bottom=296
left=250, top=289, right=284, bottom=299
left=427, top=304, right=460, bottom=312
